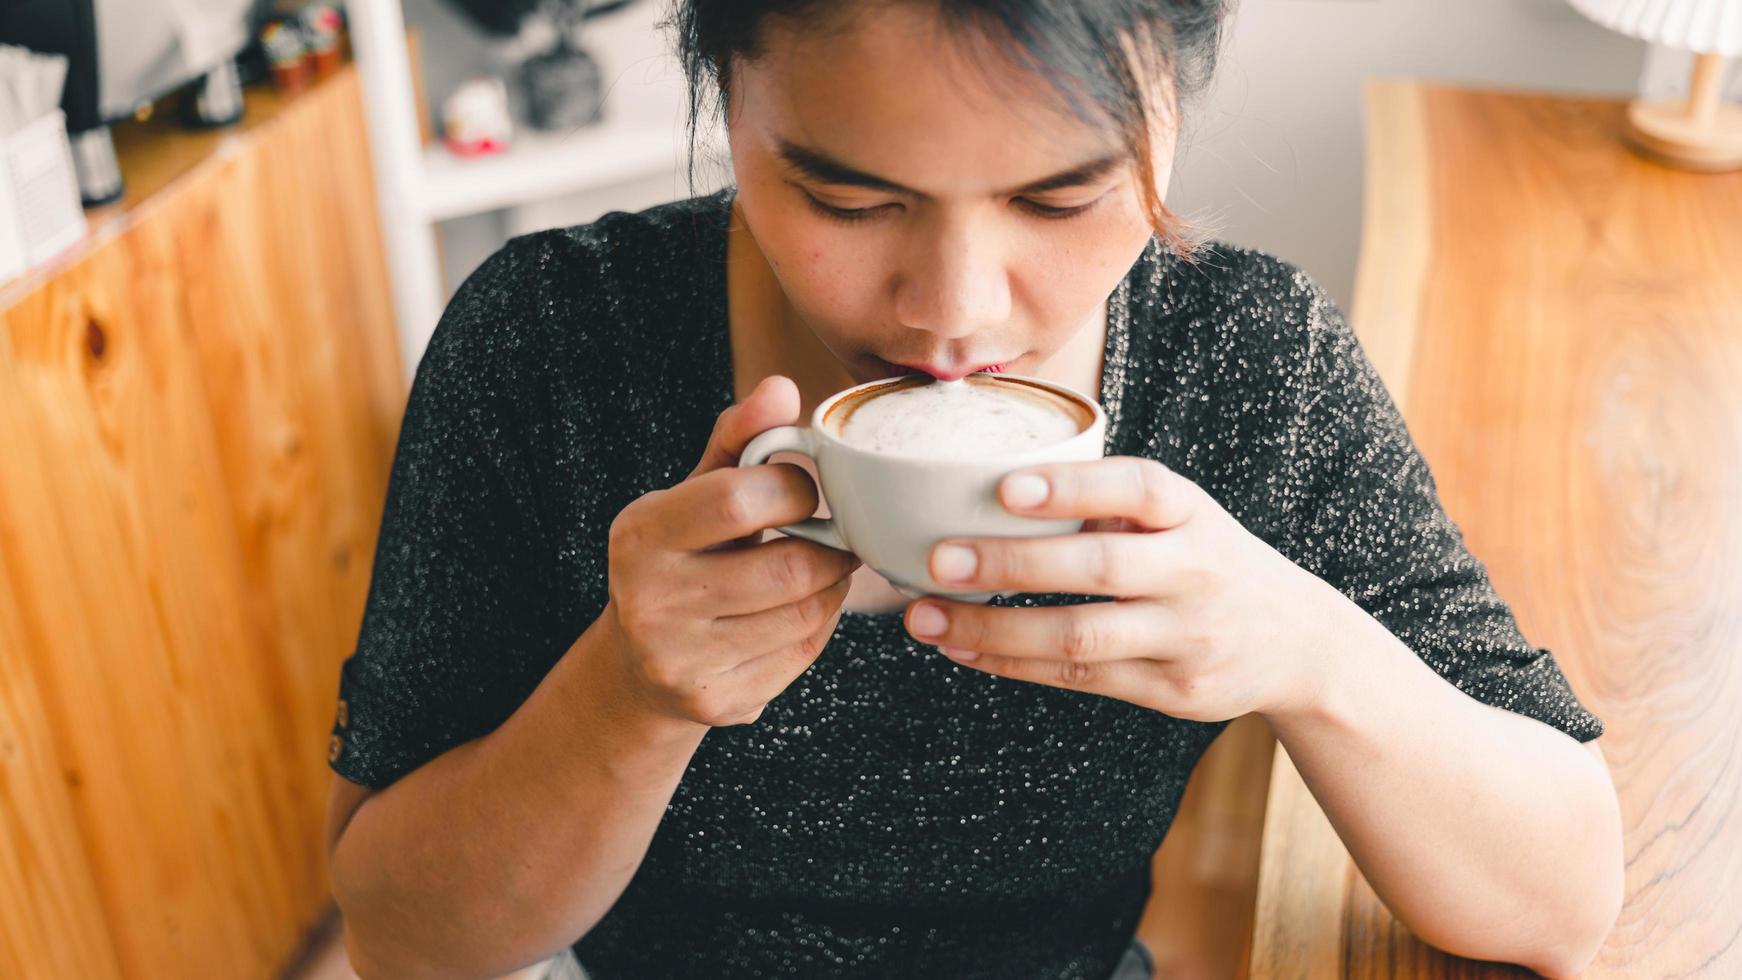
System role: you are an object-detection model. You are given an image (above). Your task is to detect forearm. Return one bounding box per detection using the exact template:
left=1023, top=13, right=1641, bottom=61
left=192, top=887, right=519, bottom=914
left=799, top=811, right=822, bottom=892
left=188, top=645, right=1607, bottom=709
left=331, top=619, right=707, bottom=980
left=1266, top=597, right=1622, bottom=976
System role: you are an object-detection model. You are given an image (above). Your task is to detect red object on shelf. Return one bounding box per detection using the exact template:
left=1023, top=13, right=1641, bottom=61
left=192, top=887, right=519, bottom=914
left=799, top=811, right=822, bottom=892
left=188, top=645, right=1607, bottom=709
left=311, top=47, right=341, bottom=79
left=271, top=59, right=309, bottom=94
left=443, top=136, right=508, bottom=157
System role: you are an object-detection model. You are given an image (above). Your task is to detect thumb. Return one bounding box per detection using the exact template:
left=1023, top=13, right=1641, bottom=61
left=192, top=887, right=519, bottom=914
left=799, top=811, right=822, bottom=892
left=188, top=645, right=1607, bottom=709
left=689, top=374, right=803, bottom=478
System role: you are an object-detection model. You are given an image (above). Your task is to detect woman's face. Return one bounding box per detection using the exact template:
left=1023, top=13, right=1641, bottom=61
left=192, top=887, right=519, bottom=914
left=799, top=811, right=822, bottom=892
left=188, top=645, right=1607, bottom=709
left=727, top=5, right=1172, bottom=384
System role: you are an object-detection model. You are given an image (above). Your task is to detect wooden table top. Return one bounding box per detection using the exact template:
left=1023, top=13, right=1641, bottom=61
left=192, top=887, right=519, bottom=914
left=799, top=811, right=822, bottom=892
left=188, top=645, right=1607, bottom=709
left=1247, top=80, right=1742, bottom=977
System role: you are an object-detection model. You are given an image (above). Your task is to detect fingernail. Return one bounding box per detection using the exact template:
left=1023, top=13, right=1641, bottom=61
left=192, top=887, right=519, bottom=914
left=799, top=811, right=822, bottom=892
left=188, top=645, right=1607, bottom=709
left=910, top=603, right=948, bottom=638
left=1003, top=473, right=1050, bottom=509
left=941, top=646, right=979, bottom=662
left=933, top=544, right=978, bottom=583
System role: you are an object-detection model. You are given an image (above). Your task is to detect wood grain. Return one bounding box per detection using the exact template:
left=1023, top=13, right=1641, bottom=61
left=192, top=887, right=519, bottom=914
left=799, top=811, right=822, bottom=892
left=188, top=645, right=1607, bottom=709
left=1140, top=714, right=1276, bottom=980
left=1249, top=80, right=1742, bottom=978
left=0, top=65, right=402, bottom=980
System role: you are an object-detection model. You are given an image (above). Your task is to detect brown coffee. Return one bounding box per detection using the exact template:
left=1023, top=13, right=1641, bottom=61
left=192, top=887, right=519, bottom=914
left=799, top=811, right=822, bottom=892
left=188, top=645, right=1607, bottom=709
left=826, top=375, right=1092, bottom=459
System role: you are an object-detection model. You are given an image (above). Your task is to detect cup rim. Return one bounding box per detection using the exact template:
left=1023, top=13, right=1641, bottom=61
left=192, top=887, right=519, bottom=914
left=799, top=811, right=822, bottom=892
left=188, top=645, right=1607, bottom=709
left=806, top=371, right=1106, bottom=465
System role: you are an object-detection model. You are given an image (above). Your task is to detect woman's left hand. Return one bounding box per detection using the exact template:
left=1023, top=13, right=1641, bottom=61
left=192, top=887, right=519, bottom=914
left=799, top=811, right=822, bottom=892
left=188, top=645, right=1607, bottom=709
left=903, top=456, right=1354, bottom=722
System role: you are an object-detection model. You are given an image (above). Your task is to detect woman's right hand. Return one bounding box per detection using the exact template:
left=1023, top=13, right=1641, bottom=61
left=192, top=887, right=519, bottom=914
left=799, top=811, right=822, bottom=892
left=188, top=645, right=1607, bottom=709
left=599, top=375, right=862, bottom=728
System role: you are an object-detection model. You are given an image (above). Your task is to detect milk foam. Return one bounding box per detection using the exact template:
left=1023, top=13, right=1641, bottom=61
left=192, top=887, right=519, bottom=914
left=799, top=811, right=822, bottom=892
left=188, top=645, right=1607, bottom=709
left=836, top=377, right=1083, bottom=459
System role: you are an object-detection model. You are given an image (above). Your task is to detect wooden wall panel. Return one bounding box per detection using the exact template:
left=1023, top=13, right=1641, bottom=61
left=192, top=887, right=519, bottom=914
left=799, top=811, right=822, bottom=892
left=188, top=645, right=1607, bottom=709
left=0, top=65, right=402, bottom=980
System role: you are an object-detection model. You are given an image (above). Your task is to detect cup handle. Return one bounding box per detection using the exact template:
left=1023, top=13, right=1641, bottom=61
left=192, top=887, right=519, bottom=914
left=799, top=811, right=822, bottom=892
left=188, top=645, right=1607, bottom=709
left=738, top=426, right=851, bottom=553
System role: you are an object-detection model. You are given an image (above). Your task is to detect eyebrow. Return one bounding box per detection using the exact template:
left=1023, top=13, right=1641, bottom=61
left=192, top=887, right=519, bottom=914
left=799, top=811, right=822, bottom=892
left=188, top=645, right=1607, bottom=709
left=775, top=138, right=1127, bottom=198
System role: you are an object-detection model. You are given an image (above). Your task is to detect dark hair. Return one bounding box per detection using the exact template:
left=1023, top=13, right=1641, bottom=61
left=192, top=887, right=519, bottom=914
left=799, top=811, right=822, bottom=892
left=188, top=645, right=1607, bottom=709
left=669, top=0, right=1230, bottom=254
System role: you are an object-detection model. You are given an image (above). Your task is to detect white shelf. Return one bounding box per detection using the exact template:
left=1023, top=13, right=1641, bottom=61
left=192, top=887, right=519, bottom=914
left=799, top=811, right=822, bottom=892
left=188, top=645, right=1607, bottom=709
left=350, top=0, right=715, bottom=375
left=421, top=115, right=685, bottom=223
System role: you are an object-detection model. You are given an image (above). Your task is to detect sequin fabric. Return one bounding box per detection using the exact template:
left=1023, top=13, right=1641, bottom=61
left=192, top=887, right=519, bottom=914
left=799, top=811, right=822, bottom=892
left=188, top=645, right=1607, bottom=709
left=330, top=191, right=1600, bottom=979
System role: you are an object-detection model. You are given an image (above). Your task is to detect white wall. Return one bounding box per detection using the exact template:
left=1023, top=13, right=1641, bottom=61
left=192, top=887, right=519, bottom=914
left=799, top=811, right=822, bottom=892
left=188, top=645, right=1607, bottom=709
left=409, top=0, right=1729, bottom=308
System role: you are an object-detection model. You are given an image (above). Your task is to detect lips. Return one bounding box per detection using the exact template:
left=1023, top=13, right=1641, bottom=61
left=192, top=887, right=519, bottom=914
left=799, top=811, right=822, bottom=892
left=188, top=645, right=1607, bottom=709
left=886, top=358, right=1014, bottom=381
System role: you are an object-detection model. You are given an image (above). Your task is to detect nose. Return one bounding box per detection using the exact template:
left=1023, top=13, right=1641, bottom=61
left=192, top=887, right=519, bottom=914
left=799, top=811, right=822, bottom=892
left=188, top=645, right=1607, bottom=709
left=892, top=211, right=1012, bottom=339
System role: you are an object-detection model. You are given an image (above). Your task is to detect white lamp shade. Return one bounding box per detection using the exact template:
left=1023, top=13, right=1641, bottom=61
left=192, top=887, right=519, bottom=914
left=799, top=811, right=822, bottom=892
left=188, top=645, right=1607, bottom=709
left=1567, top=0, right=1742, bottom=56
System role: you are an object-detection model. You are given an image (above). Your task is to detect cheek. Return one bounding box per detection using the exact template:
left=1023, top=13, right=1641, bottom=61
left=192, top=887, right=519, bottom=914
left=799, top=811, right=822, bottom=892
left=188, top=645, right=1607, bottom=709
left=1077, top=185, right=1159, bottom=269
left=778, top=230, right=876, bottom=301
left=731, top=139, right=889, bottom=336
left=1016, top=197, right=1154, bottom=317
left=737, top=177, right=852, bottom=284
left=750, top=207, right=888, bottom=320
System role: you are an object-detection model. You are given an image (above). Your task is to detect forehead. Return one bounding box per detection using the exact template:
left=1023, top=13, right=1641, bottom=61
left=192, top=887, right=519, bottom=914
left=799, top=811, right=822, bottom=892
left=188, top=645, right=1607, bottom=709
left=729, top=5, right=1129, bottom=194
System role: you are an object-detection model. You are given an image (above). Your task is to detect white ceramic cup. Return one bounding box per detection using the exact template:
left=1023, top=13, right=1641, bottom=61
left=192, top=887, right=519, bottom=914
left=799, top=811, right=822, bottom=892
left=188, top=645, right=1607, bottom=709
left=738, top=373, right=1107, bottom=603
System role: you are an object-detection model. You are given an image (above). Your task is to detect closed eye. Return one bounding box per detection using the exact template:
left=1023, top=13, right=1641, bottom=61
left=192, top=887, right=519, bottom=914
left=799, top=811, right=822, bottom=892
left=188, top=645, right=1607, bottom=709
left=1016, top=192, right=1107, bottom=219
left=798, top=188, right=1108, bottom=223
left=802, top=191, right=900, bottom=224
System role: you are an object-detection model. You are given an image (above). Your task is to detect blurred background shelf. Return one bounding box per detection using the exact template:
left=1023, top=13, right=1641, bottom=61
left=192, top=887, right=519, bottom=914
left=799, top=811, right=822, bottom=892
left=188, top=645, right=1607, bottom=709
left=348, top=0, right=725, bottom=378
left=419, top=115, right=686, bottom=222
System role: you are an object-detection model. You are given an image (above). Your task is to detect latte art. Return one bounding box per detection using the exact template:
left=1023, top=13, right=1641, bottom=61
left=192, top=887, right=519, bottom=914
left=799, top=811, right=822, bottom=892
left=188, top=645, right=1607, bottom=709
left=830, top=375, right=1089, bottom=459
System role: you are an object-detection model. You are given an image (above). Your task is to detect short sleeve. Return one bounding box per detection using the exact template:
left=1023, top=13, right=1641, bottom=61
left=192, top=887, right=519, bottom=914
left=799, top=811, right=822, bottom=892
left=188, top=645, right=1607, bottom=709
left=1286, top=289, right=1602, bottom=742
left=329, top=239, right=570, bottom=788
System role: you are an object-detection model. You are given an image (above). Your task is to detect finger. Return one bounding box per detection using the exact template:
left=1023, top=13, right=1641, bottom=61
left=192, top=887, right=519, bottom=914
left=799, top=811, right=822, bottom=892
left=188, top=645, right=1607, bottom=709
left=904, top=597, right=1173, bottom=663
left=727, top=587, right=853, bottom=706
left=690, top=375, right=802, bottom=478
left=709, top=527, right=768, bottom=553
left=712, top=571, right=854, bottom=657
left=660, top=462, right=822, bottom=552
left=919, top=609, right=1163, bottom=703
left=935, top=642, right=1158, bottom=702
left=929, top=531, right=1182, bottom=598
left=694, top=536, right=861, bottom=614
left=997, top=457, right=1196, bottom=532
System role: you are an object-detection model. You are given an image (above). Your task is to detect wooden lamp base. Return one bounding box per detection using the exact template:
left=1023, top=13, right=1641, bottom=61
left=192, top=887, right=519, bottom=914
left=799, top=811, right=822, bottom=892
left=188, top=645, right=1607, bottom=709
left=1624, top=52, right=1742, bottom=172
left=1626, top=99, right=1742, bottom=171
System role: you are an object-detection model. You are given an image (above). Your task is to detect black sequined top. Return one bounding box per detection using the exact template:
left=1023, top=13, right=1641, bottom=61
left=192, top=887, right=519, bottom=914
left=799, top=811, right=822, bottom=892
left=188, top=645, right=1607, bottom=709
left=330, top=191, right=1601, bottom=979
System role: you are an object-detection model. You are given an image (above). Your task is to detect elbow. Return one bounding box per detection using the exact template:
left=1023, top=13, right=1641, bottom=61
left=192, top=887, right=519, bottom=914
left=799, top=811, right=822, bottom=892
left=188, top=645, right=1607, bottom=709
left=331, top=847, right=559, bottom=980
left=343, top=927, right=410, bottom=980
left=328, top=852, right=449, bottom=980
left=328, top=875, right=403, bottom=980
left=1526, top=932, right=1609, bottom=979
left=337, top=907, right=466, bottom=980
left=1521, top=872, right=1622, bottom=978
left=342, top=917, right=562, bottom=980
left=1451, top=756, right=1625, bottom=977
left=1524, top=830, right=1624, bottom=976
left=1526, top=743, right=1624, bottom=977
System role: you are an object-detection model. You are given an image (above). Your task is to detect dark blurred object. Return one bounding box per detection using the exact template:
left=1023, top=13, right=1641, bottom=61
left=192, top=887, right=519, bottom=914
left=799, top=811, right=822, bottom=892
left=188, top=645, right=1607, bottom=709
left=0, top=1, right=99, bottom=133
left=0, top=0, right=256, bottom=204
left=524, top=45, right=603, bottom=130
left=69, top=128, right=120, bottom=206
left=440, top=0, right=638, bottom=37
left=522, top=1, right=606, bottom=130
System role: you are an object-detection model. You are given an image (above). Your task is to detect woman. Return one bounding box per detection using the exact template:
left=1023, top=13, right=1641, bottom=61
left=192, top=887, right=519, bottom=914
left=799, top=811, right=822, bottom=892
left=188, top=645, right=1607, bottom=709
left=323, top=2, right=1624, bottom=978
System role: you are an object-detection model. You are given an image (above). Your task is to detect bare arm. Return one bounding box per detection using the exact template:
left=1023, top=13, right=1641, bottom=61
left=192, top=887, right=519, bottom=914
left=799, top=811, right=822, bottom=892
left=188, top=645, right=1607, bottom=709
left=325, top=614, right=707, bottom=980
left=1268, top=599, right=1624, bottom=978
left=324, top=376, right=856, bottom=980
